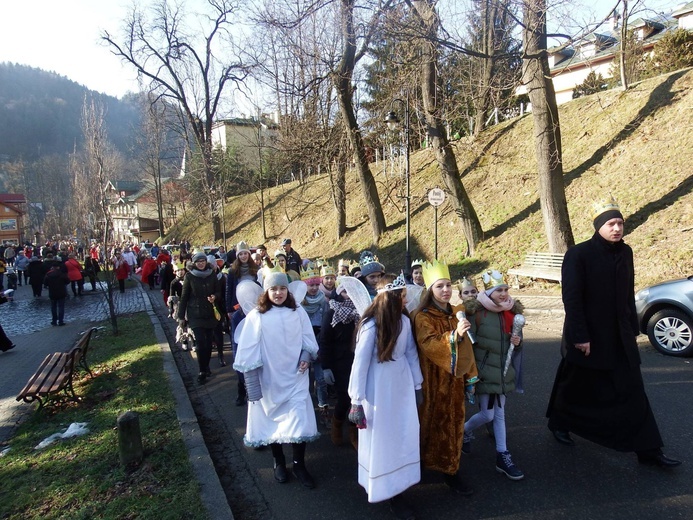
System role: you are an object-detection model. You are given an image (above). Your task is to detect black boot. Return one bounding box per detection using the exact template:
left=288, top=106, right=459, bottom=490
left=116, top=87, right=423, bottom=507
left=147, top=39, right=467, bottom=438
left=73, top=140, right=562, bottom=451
left=271, top=443, right=288, bottom=483
left=292, top=442, right=315, bottom=488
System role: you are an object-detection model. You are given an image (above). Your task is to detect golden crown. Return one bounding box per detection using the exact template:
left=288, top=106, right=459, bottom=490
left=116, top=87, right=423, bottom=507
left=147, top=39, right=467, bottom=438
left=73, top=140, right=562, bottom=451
left=482, top=270, right=506, bottom=289
left=338, top=258, right=351, bottom=268
left=263, top=264, right=285, bottom=278
left=422, top=260, right=450, bottom=287
left=320, top=262, right=336, bottom=277
left=591, top=195, right=620, bottom=220
left=456, top=276, right=476, bottom=291
left=300, top=261, right=321, bottom=282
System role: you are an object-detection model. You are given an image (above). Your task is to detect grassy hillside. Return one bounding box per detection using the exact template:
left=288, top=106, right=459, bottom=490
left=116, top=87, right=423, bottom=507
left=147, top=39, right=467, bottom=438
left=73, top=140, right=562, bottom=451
left=170, top=67, right=693, bottom=291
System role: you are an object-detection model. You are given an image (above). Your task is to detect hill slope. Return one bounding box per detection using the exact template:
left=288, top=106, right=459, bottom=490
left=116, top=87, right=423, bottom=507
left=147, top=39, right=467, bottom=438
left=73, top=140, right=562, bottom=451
left=171, top=68, right=693, bottom=291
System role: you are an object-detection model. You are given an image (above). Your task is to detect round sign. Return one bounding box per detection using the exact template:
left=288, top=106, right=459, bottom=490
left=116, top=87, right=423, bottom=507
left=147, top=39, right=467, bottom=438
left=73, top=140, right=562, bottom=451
left=428, top=187, right=446, bottom=207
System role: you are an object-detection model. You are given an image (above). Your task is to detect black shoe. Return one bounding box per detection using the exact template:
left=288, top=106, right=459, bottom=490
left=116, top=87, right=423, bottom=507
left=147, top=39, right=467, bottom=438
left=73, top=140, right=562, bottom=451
left=443, top=473, right=474, bottom=496
left=1, top=343, right=15, bottom=352
left=219, top=356, right=227, bottom=367
left=197, top=372, right=207, bottom=384
left=58, top=322, right=66, bottom=326
left=551, top=429, right=575, bottom=446
left=235, top=394, right=247, bottom=406
left=274, top=463, right=289, bottom=483
left=638, top=452, right=682, bottom=468
left=204, top=369, right=212, bottom=377
left=389, top=494, right=416, bottom=520
left=292, top=464, right=315, bottom=489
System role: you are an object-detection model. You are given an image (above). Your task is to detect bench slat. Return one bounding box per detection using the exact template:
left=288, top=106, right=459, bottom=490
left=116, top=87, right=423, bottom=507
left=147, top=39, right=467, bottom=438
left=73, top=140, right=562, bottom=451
left=508, top=252, right=564, bottom=285
left=17, top=353, right=69, bottom=399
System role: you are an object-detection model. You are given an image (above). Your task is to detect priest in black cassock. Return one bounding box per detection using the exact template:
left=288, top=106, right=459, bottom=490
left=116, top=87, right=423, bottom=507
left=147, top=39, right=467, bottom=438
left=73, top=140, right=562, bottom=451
left=546, top=198, right=680, bottom=468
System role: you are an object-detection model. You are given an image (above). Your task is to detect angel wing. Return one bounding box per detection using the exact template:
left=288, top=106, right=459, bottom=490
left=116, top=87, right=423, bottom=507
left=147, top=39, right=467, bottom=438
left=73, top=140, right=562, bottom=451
left=337, top=276, right=372, bottom=317
left=288, top=280, right=307, bottom=304
left=405, top=284, right=425, bottom=313
left=236, top=281, right=263, bottom=316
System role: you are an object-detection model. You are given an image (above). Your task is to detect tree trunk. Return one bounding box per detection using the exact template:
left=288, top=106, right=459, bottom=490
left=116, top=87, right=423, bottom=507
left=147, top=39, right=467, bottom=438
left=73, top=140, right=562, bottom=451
left=522, top=0, right=574, bottom=253
left=620, top=0, right=629, bottom=91
left=335, top=0, right=386, bottom=244
left=411, top=0, right=483, bottom=257
left=330, top=156, right=347, bottom=238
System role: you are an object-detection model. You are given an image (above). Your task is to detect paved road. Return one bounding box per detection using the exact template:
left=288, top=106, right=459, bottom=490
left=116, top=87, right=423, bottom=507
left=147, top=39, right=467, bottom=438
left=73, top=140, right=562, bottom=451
left=144, top=288, right=693, bottom=520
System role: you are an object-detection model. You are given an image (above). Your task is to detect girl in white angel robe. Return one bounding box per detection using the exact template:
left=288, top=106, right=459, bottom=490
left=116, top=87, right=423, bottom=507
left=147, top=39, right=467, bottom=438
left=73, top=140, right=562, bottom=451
left=233, top=273, right=320, bottom=487
left=347, top=275, right=424, bottom=508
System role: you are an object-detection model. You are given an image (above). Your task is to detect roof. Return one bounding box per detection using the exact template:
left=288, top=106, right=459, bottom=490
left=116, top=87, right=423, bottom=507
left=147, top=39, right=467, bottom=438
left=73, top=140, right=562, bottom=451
left=213, top=117, right=279, bottom=130
left=673, top=1, right=693, bottom=17
left=107, top=180, right=144, bottom=193
left=0, top=194, right=26, bottom=204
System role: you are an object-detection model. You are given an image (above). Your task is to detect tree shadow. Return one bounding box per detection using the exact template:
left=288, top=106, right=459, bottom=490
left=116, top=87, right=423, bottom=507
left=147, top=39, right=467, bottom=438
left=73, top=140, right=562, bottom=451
left=486, top=70, right=688, bottom=240
left=626, top=174, right=693, bottom=234
left=458, top=116, right=526, bottom=179
left=565, top=70, right=687, bottom=186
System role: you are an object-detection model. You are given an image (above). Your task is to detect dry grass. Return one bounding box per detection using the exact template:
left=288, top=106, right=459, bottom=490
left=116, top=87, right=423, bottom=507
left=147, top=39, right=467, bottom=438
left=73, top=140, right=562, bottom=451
left=173, top=68, right=693, bottom=292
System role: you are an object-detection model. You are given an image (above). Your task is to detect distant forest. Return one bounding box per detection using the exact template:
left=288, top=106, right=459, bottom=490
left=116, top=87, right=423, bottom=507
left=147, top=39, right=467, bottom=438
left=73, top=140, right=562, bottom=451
left=0, top=62, right=143, bottom=161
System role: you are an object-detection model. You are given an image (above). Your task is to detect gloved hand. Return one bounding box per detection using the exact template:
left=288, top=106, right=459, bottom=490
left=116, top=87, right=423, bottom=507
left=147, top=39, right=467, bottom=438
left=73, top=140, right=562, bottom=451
left=323, top=368, right=335, bottom=386
left=415, top=389, right=423, bottom=407
left=244, top=368, right=263, bottom=402
left=348, top=404, right=367, bottom=429
left=465, top=384, right=476, bottom=405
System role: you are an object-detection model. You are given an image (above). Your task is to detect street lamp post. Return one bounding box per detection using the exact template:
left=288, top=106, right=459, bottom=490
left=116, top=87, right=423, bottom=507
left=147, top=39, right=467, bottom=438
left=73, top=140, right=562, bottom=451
left=385, top=92, right=411, bottom=277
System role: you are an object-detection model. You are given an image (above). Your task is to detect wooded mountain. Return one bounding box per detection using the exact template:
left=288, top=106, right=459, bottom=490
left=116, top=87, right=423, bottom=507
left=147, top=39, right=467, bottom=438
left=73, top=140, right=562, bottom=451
left=0, top=62, right=141, bottom=160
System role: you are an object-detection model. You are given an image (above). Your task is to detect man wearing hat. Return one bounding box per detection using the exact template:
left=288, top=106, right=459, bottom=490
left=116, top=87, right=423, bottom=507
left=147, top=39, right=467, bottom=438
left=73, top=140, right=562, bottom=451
left=546, top=198, right=681, bottom=468
left=281, top=238, right=302, bottom=274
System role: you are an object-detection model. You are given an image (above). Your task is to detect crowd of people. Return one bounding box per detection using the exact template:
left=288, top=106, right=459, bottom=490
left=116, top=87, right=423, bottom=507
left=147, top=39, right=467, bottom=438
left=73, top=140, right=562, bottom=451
left=2, top=198, right=679, bottom=520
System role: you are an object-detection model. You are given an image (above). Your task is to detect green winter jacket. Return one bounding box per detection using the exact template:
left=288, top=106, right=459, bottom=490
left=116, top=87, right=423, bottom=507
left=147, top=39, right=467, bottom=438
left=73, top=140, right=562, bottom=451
left=464, top=298, right=524, bottom=395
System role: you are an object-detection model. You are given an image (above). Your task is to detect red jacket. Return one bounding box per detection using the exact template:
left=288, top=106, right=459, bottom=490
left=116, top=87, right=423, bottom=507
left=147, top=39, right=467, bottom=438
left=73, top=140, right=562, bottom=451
left=65, top=258, right=83, bottom=282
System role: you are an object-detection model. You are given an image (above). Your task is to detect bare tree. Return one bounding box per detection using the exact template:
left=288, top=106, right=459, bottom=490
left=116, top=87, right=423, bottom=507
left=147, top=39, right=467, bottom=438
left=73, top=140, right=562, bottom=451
left=521, top=0, right=573, bottom=253
left=409, top=0, right=484, bottom=256
left=102, top=0, right=250, bottom=240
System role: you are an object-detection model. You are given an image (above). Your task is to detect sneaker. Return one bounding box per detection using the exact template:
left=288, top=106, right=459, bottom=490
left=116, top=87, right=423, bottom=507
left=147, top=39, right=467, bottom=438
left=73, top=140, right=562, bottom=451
left=496, top=451, right=524, bottom=480
left=197, top=372, right=207, bottom=384
left=462, top=432, right=473, bottom=454
left=319, top=404, right=330, bottom=427
left=443, top=473, right=474, bottom=495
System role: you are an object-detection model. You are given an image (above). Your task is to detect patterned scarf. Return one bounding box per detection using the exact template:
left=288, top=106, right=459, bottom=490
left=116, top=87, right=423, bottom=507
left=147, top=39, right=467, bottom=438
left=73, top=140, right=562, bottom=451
left=477, top=291, right=515, bottom=334
left=329, top=298, right=360, bottom=326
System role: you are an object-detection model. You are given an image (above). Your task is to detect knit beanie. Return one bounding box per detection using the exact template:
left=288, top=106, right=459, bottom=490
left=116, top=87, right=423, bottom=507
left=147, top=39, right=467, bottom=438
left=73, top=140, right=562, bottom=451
left=263, top=270, right=289, bottom=291
left=593, top=209, right=624, bottom=231
left=192, top=252, right=207, bottom=263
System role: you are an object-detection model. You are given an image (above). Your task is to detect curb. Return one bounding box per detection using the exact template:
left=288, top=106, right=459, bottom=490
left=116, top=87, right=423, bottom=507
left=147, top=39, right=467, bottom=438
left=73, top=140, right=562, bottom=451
left=138, top=285, right=234, bottom=520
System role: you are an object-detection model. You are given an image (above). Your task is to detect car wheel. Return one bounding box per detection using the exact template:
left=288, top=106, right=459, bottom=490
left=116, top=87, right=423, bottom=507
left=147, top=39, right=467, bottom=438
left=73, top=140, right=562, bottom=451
left=646, top=309, right=693, bottom=357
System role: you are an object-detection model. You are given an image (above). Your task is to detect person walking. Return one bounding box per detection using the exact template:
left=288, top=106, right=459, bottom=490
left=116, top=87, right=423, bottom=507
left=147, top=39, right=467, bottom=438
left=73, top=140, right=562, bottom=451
left=546, top=199, right=681, bottom=468
left=65, top=253, right=84, bottom=296
left=14, top=250, right=29, bottom=286
left=461, top=270, right=525, bottom=481
left=177, top=253, right=223, bottom=384
left=348, top=273, right=423, bottom=520
left=233, top=267, right=320, bottom=489
left=27, top=256, right=45, bottom=297
left=412, top=260, right=478, bottom=495
left=281, top=238, right=302, bottom=274
left=43, top=263, right=69, bottom=326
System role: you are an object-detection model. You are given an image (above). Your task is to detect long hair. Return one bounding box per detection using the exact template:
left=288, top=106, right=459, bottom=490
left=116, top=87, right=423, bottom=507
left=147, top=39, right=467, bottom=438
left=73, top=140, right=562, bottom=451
left=257, top=289, right=297, bottom=313
left=358, top=274, right=407, bottom=362
left=231, top=256, right=259, bottom=278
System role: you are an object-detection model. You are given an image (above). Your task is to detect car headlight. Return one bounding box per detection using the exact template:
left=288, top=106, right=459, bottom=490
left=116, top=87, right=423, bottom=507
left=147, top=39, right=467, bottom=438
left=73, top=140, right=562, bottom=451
left=635, top=288, right=649, bottom=302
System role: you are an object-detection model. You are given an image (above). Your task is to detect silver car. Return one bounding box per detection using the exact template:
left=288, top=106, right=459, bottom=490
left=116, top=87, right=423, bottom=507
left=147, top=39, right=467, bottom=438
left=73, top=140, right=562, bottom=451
left=635, top=276, right=693, bottom=357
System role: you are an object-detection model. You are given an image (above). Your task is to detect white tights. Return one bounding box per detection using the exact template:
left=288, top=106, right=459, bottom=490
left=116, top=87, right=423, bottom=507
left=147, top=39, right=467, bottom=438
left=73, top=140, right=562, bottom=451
left=464, top=393, right=507, bottom=453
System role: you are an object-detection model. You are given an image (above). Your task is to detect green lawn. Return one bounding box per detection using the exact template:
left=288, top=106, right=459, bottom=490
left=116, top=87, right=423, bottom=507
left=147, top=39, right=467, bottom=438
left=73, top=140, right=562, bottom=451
left=0, top=313, right=207, bottom=520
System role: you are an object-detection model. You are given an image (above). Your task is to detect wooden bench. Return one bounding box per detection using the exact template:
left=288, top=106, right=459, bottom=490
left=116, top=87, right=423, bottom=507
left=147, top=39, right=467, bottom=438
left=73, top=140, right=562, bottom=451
left=16, top=328, right=98, bottom=409
left=507, top=252, right=564, bottom=287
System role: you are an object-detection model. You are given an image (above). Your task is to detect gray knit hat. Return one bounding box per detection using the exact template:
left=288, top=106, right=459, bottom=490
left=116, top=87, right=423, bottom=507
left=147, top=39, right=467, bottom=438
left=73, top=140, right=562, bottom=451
left=359, top=250, right=384, bottom=278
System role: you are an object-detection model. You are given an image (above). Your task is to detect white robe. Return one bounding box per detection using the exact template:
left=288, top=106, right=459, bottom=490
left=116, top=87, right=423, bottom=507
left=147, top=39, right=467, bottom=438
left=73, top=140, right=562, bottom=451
left=348, top=315, right=424, bottom=503
left=234, top=305, right=320, bottom=447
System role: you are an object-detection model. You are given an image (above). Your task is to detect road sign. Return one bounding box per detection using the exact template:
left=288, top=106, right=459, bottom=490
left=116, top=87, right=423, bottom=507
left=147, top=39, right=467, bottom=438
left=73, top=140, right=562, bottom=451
left=428, top=187, right=446, bottom=207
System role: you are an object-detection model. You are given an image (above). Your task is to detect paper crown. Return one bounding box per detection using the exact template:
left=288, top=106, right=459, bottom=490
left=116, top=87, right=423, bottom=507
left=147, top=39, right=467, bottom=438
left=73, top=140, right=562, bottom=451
left=422, top=260, right=450, bottom=287
left=274, top=248, right=287, bottom=259
left=320, top=261, right=336, bottom=277
left=591, top=196, right=620, bottom=220
left=300, top=261, right=321, bottom=282
left=175, top=263, right=186, bottom=271
left=237, top=241, right=250, bottom=254
left=338, top=258, right=352, bottom=268
left=377, top=272, right=407, bottom=293
left=482, top=270, right=507, bottom=289
left=411, top=258, right=425, bottom=269
left=457, top=277, right=477, bottom=291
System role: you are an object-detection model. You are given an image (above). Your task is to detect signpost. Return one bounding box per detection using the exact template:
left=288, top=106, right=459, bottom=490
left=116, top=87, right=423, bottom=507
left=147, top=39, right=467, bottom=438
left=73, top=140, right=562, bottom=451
left=427, top=188, right=446, bottom=259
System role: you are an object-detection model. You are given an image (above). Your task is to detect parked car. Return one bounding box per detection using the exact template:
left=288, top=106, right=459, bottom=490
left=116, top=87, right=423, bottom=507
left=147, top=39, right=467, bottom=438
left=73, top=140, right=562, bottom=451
left=635, top=276, right=693, bottom=357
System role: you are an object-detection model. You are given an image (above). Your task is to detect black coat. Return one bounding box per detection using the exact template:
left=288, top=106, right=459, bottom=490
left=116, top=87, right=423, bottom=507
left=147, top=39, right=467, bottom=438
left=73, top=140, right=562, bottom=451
left=561, top=233, right=640, bottom=370
left=177, top=268, right=222, bottom=329
left=43, top=267, right=69, bottom=300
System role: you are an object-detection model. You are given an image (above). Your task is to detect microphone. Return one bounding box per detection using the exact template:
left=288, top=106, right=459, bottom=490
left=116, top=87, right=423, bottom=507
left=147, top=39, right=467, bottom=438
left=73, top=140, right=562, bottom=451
left=455, top=311, right=478, bottom=345
left=503, top=314, right=526, bottom=377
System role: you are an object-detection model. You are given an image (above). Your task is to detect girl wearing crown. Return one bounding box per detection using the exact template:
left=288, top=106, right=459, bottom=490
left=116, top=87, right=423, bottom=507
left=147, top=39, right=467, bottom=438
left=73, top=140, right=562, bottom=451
left=233, top=268, right=320, bottom=488
left=412, top=260, right=478, bottom=495
left=348, top=273, right=424, bottom=519
left=461, top=270, right=525, bottom=481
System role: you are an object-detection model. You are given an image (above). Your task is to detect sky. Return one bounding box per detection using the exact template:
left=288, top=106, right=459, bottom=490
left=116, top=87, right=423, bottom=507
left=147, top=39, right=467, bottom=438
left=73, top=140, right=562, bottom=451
left=0, top=0, right=684, bottom=100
